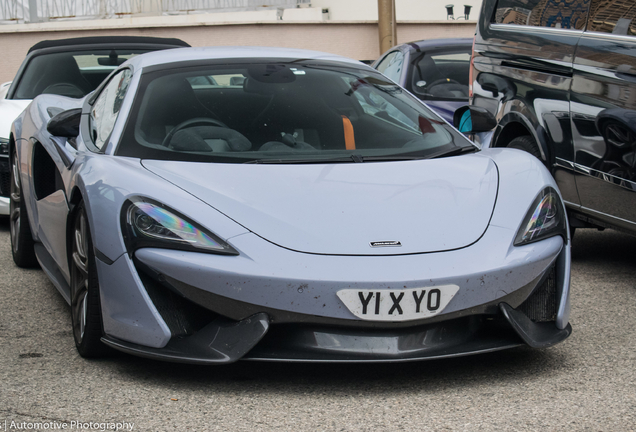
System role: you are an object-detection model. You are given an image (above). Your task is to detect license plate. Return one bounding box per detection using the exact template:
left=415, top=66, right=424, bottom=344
left=337, top=285, right=459, bottom=321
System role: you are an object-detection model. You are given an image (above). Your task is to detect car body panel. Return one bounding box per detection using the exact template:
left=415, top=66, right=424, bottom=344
left=96, top=253, right=172, bottom=348
left=0, top=99, right=31, bottom=140
left=134, top=228, right=563, bottom=322
left=141, top=154, right=499, bottom=255
left=571, top=32, right=636, bottom=226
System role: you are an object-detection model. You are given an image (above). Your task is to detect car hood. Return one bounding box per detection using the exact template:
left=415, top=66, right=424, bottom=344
left=141, top=153, right=498, bottom=255
left=0, top=99, right=31, bottom=138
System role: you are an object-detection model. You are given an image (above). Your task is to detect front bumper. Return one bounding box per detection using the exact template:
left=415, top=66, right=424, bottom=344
left=102, top=304, right=571, bottom=364
left=96, top=225, right=571, bottom=364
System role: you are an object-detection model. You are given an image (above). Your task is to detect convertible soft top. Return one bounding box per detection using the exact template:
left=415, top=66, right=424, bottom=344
left=28, top=36, right=190, bottom=54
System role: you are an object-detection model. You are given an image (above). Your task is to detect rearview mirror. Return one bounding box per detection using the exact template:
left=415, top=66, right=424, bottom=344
left=453, top=106, right=497, bottom=133
left=47, top=108, right=82, bottom=138
left=97, top=50, right=125, bottom=66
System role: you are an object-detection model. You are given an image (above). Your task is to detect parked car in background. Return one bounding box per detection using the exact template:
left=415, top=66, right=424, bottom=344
left=0, top=36, right=190, bottom=216
left=470, top=0, right=636, bottom=237
left=10, top=46, right=571, bottom=364
left=372, top=38, right=472, bottom=123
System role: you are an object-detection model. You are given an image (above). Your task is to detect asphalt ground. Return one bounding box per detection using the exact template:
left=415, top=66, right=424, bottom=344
left=0, top=218, right=634, bottom=432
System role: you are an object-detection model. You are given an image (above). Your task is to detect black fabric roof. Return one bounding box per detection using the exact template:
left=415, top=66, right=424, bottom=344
left=28, top=36, right=190, bottom=53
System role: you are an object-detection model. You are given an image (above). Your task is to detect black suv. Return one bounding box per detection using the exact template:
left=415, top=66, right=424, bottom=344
left=471, top=0, right=636, bottom=236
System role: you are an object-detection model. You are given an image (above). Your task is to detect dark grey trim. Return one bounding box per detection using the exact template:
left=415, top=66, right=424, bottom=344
left=243, top=314, right=524, bottom=362
left=94, top=248, right=115, bottom=265
left=101, top=313, right=269, bottom=365
left=499, top=303, right=571, bottom=348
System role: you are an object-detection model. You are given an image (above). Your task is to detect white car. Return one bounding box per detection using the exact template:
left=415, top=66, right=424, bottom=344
left=0, top=36, right=189, bottom=215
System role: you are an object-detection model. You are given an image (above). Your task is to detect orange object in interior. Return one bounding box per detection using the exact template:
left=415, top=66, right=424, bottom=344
left=342, top=115, right=356, bottom=150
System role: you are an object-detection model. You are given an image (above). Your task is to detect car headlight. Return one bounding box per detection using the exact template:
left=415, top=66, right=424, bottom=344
left=514, top=187, right=567, bottom=246
left=121, top=198, right=238, bottom=255
left=0, top=138, right=9, bottom=156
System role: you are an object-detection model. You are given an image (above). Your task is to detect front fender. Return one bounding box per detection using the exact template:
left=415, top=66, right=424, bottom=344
left=494, top=109, right=550, bottom=163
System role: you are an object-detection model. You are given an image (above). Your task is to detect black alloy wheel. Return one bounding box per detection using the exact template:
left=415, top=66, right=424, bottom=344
left=70, top=201, right=109, bottom=358
left=9, top=149, right=38, bottom=268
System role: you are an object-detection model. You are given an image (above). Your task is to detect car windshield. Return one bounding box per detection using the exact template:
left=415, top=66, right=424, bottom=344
left=12, top=49, right=149, bottom=99
left=410, top=50, right=471, bottom=100
left=116, top=60, right=474, bottom=163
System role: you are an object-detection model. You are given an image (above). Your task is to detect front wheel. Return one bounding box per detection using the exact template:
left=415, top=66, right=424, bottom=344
left=70, top=201, right=109, bottom=358
left=507, top=135, right=544, bottom=162
left=10, top=149, right=38, bottom=268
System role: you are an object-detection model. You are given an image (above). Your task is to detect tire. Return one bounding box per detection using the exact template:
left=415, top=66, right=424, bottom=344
left=70, top=201, right=109, bottom=358
left=9, top=149, right=39, bottom=268
left=507, top=135, right=543, bottom=161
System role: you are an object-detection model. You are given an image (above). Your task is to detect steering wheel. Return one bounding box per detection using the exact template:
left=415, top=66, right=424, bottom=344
left=426, top=78, right=462, bottom=89
left=162, top=117, right=228, bottom=147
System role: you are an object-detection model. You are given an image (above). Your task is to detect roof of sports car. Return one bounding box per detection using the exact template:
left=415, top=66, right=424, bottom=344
left=125, top=46, right=366, bottom=70
left=28, top=36, right=191, bottom=53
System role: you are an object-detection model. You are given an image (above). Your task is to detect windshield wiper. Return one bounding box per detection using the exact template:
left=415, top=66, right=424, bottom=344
left=244, top=156, right=358, bottom=164
left=244, top=147, right=476, bottom=164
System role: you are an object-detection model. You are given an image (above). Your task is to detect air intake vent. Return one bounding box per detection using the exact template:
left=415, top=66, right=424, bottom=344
left=517, top=265, right=557, bottom=322
left=136, top=262, right=218, bottom=337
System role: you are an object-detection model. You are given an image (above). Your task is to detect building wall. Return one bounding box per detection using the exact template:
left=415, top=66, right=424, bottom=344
left=312, top=0, right=482, bottom=21
left=0, top=19, right=476, bottom=84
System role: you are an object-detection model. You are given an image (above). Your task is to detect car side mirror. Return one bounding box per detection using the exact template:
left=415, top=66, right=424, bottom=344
left=453, top=106, right=497, bottom=133
left=47, top=108, right=82, bottom=138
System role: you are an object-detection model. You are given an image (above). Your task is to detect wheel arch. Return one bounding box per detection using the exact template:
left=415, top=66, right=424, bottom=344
left=65, top=186, right=85, bottom=274
left=493, top=112, right=551, bottom=164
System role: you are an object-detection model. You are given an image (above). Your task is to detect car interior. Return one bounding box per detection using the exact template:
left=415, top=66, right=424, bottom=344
left=128, top=65, right=454, bottom=158
left=410, top=51, right=471, bottom=100
left=12, top=50, right=146, bottom=100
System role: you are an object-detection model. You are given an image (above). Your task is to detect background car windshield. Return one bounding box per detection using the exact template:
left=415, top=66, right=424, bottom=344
left=410, top=51, right=471, bottom=100
left=117, top=61, right=469, bottom=163
left=12, top=49, right=147, bottom=99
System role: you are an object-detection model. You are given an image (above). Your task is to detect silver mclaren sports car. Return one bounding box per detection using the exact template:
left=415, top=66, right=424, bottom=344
left=9, top=46, right=572, bottom=363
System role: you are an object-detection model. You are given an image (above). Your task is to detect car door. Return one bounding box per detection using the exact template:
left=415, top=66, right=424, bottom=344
left=472, top=0, right=588, bottom=206
left=35, top=68, right=132, bottom=284
left=570, top=0, right=636, bottom=229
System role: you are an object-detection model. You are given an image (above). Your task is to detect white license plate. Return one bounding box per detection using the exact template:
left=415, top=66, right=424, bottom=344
left=337, top=285, right=459, bottom=322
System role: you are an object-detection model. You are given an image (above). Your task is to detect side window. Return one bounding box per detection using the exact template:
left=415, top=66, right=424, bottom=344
left=492, top=0, right=590, bottom=30
left=376, top=52, right=396, bottom=74
left=587, top=0, right=636, bottom=36
left=376, top=51, right=404, bottom=83
left=411, top=51, right=471, bottom=100
left=89, top=69, right=132, bottom=150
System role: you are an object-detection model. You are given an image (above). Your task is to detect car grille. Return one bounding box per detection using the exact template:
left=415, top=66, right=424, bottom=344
left=517, top=265, right=557, bottom=322
left=0, top=158, right=10, bottom=198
